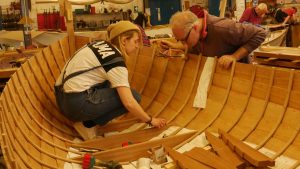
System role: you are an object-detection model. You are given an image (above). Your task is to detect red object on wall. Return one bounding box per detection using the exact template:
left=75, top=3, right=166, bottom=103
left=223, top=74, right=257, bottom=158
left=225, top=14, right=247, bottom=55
left=91, top=7, right=95, bottom=14
left=37, top=14, right=45, bottom=30
left=37, top=13, right=66, bottom=31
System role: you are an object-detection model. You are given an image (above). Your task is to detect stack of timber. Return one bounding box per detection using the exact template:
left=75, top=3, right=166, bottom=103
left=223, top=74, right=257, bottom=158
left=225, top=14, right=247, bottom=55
left=164, top=129, right=275, bottom=169
left=253, top=45, right=300, bottom=69
left=0, top=36, right=300, bottom=169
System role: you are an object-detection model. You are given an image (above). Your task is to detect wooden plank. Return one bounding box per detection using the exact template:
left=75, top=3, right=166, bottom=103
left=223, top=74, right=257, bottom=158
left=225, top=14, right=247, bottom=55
left=254, top=58, right=300, bottom=69
left=2, top=92, right=52, bottom=168
left=225, top=64, right=256, bottom=133
left=219, top=129, right=275, bottom=167
left=34, top=52, right=56, bottom=88
left=42, top=47, right=60, bottom=81
left=2, top=96, right=81, bottom=168
left=20, top=64, right=74, bottom=134
left=207, top=63, right=254, bottom=133
left=8, top=80, right=77, bottom=155
left=139, top=53, right=169, bottom=110
left=163, top=54, right=201, bottom=124
left=205, top=131, right=245, bottom=168
left=130, top=46, right=155, bottom=94
left=229, top=66, right=275, bottom=140
left=74, top=36, right=90, bottom=51
left=70, top=127, right=166, bottom=150
left=49, top=41, right=66, bottom=71
left=184, top=147, right=236, bottom=169
left=119, top=46, right=157, bottom=121
left=165, top=146, right=212, bottom=169
left=15, top=68, right=76, bottom=138
left=146, top=58, right=185, bottom=118
left=187, top=60, right=235, bottom=132
left=0, top=101, right=20, bottom=169
left=261, top=70, right=300, bottom=159
left=170, top=58, right=205, bottom=129
left=59, top=36, right=71, bottom=61
left=80, top=131, right=197, bottom=162
left=248, top=69, right=290, bottom=149
left=254, top=50, right=300, bottom=61
left=219, top=0, right=227, bottom=17
left=64, top=0, right=75, bottom=56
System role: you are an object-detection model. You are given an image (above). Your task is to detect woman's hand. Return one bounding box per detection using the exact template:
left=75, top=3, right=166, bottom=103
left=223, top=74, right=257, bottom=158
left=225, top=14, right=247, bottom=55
left=151, top=117, right=167, bottom=128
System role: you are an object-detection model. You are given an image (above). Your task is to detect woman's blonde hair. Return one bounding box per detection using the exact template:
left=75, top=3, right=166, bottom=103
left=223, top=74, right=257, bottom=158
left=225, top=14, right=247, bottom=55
left=110, top=30, right=141, bottom=62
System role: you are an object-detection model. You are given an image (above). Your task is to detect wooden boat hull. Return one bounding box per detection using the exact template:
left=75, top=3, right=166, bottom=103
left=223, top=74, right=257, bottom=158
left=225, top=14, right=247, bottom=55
left=262, top=27, right=288, bottom=46
left=1, top=36, right=300, bottom=168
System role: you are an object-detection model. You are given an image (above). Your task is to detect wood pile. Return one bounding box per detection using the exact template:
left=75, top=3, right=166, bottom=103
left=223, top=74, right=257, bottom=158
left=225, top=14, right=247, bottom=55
left=165, top=129, right=275, bottom=169
left=253, top=46, right=300, bottom=69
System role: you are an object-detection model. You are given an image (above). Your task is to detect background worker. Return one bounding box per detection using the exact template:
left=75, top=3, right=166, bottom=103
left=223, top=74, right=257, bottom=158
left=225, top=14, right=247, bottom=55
left=239, top=3, right=269, bottom=25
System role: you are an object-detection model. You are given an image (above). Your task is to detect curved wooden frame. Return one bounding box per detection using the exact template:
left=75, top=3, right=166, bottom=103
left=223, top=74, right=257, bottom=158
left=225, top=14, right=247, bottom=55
left=1, top=36, right=300, bottom=168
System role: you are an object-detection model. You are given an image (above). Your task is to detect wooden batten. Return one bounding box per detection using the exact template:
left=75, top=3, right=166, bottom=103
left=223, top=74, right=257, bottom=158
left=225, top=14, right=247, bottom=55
left=70, top=126, right=167, bottom=150
left=166, top=54, right=202, bottom=125
left=165, top=146, right=212, bottom=169
left=184, top=147, right=237, bottom=169
left=219, top=129, right=275, bottom=167
left=205, top=131, right=245, bottom=168
left=253, top=46, right=300, bottom=69
left=74, top=131, right=196, bottom=162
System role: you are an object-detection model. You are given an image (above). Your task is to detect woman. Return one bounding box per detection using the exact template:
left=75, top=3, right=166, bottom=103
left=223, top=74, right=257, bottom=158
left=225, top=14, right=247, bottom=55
left=54, top=21, right=166, bottom=140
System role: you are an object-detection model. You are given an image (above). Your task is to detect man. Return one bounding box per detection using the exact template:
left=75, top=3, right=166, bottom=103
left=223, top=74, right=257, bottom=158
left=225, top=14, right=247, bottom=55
left=239, top=3, right=268, bottom=25
left=274, top=7, right=298, bottom=25
left=161, top=10, right=267, bottom=69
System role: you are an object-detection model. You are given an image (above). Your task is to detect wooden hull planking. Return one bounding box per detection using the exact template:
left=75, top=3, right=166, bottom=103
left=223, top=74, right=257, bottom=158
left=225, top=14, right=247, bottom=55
left=0, top=36, right=300, bottom=168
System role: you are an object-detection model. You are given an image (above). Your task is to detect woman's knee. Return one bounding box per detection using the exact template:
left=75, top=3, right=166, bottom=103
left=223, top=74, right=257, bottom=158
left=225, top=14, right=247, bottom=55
left=131, top=89, right=141, bottom=102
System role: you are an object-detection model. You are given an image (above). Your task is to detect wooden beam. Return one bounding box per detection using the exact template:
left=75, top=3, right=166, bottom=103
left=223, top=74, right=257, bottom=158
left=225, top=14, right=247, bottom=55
left=73, top=131, right=197, bottom=162
left=165, top=147, right=212, bottom=169
left=184, top=147, right=237, bottom=169
left=205, top=131, right=245, bottom=169
left=218, top=129, right=275, bottom=167
left=59, top=0, right=75, bottom=56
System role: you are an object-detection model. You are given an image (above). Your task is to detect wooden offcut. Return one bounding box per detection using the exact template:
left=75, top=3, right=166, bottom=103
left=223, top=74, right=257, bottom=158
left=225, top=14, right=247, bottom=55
left=184, top=147, right=237, bottom=169
left=205, top=131, right=245, bottom=168
left=165, top=147, right=212, bottom=169
left=219, top=129, right=275, bottom=167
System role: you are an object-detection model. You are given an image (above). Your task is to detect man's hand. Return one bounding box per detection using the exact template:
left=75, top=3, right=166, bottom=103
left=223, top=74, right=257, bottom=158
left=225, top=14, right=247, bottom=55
left=160, top=40, right=186, bottom=50
left=218, top=55, right=236, bottom=69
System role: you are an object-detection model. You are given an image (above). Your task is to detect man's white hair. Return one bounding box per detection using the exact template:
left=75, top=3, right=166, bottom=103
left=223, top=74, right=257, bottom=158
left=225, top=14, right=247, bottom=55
left=170, top=11, right=199, bottom=35
left=257, top=3, right=268, bottom=11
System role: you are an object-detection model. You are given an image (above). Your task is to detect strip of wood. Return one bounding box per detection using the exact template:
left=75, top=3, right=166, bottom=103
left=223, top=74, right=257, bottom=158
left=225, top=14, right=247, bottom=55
left=73, top=131, right=197, bottom=162
left=184, top=147, right=236, bottom=169
left=219, top=129, right=275, bottom=167
left=165, top=146, right=212, bottom=169
left=205, top=131, right=245, bottom=168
